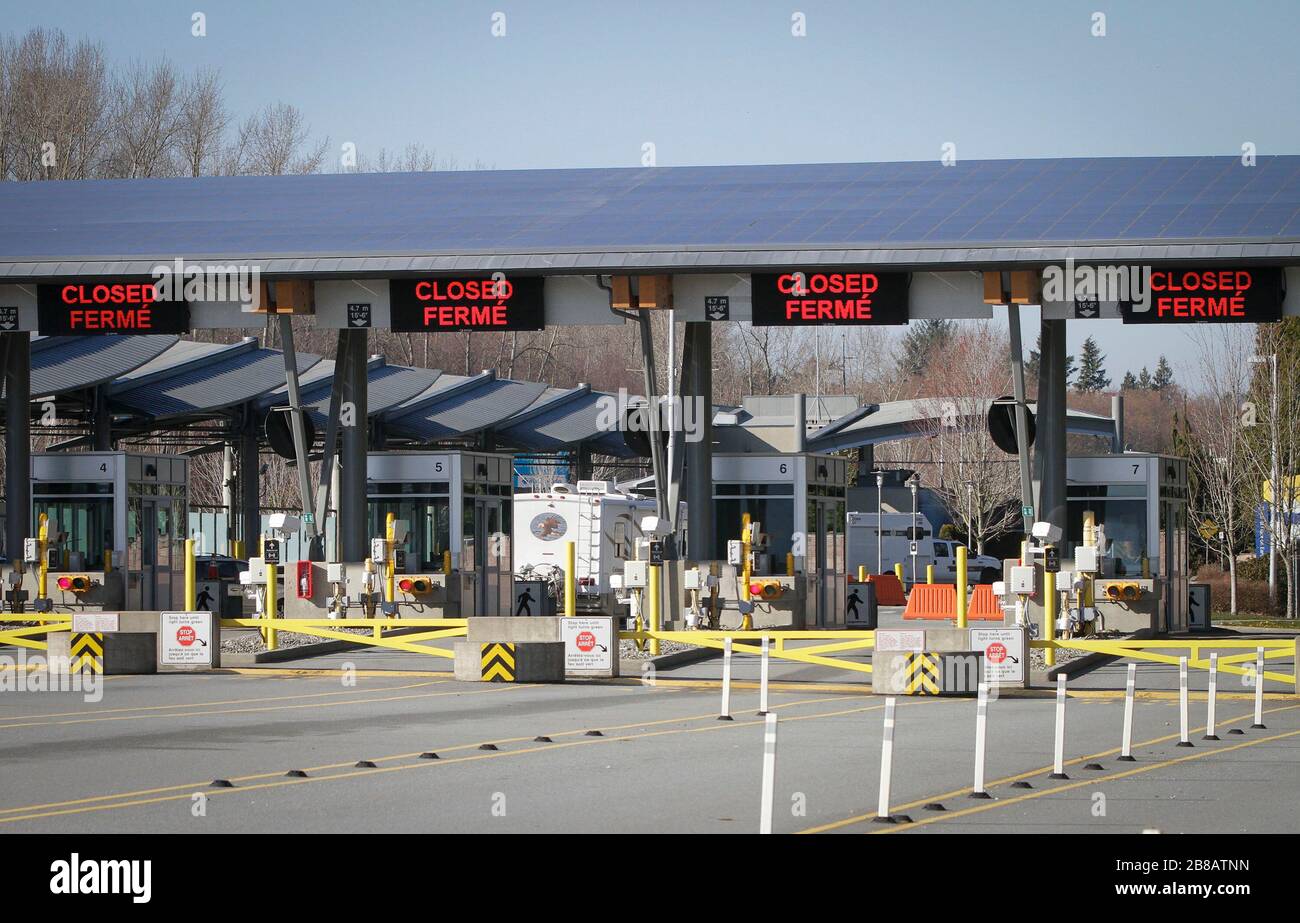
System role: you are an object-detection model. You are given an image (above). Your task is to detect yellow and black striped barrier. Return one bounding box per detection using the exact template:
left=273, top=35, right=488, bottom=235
left=481, top=643, right=516, bottom=682
left=904, top=651, right=941, bottom=695
left=69, top=632, right=104, bottom=674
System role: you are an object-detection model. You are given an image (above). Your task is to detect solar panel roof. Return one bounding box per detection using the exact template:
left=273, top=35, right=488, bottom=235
left=3, top=156, right=1299, bottom=278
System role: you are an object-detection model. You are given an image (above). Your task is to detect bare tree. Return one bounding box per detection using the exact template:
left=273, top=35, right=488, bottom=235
left=1186, top=327, right=1255, bottom=614
left=175, top=67, right=229, bottom=177
left=106, top=58, right=185, bottom=177
left=2, top=28, right=112, bottom=180
left=227, top=102, right=326, bottom=176
left=913, top=324, right=1020, bottom=553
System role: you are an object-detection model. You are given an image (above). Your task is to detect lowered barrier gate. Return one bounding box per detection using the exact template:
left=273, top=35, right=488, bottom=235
left=621, top=629, right=876, bottom=676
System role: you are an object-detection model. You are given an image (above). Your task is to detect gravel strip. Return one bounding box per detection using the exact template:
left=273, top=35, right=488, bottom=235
left=221, top=626, right=379, bottom=654
left=618, top=639, right=700, bottom=661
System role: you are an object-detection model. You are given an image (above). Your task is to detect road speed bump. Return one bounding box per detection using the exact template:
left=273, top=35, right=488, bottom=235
left=481, top=643, right=517, bottom=682
left=69, top=632, right=104, bottom=674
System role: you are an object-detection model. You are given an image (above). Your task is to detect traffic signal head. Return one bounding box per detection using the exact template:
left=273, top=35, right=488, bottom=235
left=56, top=574, right=92, bottom=592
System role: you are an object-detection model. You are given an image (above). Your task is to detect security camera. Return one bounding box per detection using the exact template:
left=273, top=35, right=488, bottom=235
left=268, top=513, right=302, bottom=533
left=390, top=519, right=410, bottom=545
left=640, top=515, right=671, bottom=538
left=1031, top=521, right=1062, bottom=544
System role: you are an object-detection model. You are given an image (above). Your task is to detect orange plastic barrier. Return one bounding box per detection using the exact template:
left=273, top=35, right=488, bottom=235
left=966, top=583, right=1005, bottom=622
left=902, top=583, right=958, bottom=620
left=864, top=573, right=906, bottom=606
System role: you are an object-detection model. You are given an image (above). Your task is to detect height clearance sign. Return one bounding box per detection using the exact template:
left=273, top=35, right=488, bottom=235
left=750, top=270, right=909, bottom=326
left=389, top=277, right=544, bottom=332
left=37, top=282, right=190, bottom=335
left=1119, top=267, right=1284, bottom=324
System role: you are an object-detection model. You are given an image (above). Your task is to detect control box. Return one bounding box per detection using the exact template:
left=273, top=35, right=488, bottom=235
left=1009, top=565, right=1035, bottom=596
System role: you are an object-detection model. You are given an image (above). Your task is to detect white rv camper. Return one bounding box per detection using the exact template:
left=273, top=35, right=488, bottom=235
left=513, top=481, right=671, bottom=615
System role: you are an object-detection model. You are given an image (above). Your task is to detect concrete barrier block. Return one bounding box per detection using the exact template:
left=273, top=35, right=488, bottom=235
left=48, top=631, right=157, bottom=675
left=465, top=616, right=562, bottom=644
left=453, top=640, right=565, bottom=682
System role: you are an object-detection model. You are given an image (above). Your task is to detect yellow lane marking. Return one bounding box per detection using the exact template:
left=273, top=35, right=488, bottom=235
left=799, top=702, right=1300, bottom=834
left=0, top=680, right=448, bottom=724
left=0, top=682, right=520, bottom=732
left=221, top=668, right=453, bottom=678
left=0, top=695, right=899, bottom=825
left=875, top=726, right=1300, bottom=834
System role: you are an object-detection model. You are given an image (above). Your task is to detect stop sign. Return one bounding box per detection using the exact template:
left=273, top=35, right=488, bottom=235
left=986, top=642, right=1007, bottom=664
left=176, top=625, right=196, bottom=647
left=576, top=631, right=596, bottom=652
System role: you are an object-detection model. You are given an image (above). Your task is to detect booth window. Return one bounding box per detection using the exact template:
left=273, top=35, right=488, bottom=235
left=712, top=496, right=795, bottom=560
left=367, top=497, right=451, bottom=572
left=33, top=495, right=112, bottom=569
left=1067, top=486, right=1149, bottom=576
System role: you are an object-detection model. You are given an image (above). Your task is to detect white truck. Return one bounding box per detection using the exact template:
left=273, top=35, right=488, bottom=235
left=513, top=481, right=682, bottom=615
left=846, top=511, right=1002, bottom=586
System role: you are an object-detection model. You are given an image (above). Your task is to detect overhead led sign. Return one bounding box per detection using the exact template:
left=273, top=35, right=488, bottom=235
left=1120, top=267, right=1283, bottom=324
left=389, top=277, right=544, bottom=332
left=37, top=282, right=190, bottom=335
left=751, top=271, right=909, bottom=326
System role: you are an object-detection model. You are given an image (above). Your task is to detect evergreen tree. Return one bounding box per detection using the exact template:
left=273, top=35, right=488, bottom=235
left=1074, top=336, right=1111, bottom=392
left=1138, top=367, right=1152, bottom=390
left=1121, top=370, right=1138, bottom=390
left=898, top=318, right=955, bottom=377
left=1151, top=355, right=1174, bottom=391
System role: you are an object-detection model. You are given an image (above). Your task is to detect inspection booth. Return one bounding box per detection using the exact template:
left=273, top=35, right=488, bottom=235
left=366, top=451, right=514, bottom=617
left=23, top=451, right=188, bottom=612
left=711, top=452, right=848, bottom=628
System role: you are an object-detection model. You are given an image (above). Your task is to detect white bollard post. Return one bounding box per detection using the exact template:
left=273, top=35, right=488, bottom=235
left=758, top=634, right=771, bottom=716
left=1177, top=655, right=1193, bottom=747
left=1049, top=674, right=1069, bottom=779
left=1252, top=646, right=1267, bottom=730
left=718, top=636, right=734, bottom=721
left=759, top=712, right=777, bottom=834
left=872, top=697, right=898, bottom=823
left=970, top=682, right=991, bottom=798
left=1118, top=662, right=1137, bottom=761
left=1203, top=652, right=1220, bottom=740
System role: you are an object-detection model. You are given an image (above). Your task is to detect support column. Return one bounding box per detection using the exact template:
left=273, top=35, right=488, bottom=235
left=4, top=333, right=31, bottom=558
left=222, top=444, right=235, bottom=556
left=1035, top=318, right=1068, bottom=534
left=238, top=406, right=260, bottom=556
left=683, top=321, right=714, bottom=560
left=91, top=385, right=113, bottom=451
left=339, top=328, right=369, bottom=562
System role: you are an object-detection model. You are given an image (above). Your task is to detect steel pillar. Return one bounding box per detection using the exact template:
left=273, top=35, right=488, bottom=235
left=683, top=322, right=714, bottom=560
left=339, top=328, right=369, bottom=562
left=238, top=406, right=260, bottom=554
left=1034, top=319, right=1068, bottom=534
left=4, top=333, right=30, bottom=558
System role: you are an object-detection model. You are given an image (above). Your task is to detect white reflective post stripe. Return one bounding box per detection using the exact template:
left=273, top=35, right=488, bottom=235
left=1179, top=656, right=1190, bottom=744
left=1052, top=675, right=1067, bottom=776
left=973, top=682, right=989, bottom=794
left=1255, top=647, right=1266, bottom=727
left=720, top=636, right=733, bottom=719
left=1206, top=652, right=1218, bottom=737
left=1121, top=663, right=1137, bottom=758
left=759, top=634, right=770, bottom=716
left=759, top=712, right=777, bottom=834
left=877, top=696, right=897, bottom=819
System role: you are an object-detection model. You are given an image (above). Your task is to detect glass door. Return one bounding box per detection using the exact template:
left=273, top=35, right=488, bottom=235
left=141, top=500, right=157, bottom=610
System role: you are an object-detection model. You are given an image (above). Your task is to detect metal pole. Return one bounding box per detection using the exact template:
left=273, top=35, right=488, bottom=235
left=718, top=636, right=734, bottom=720
left=1252, top=647, right=1268, bottom=728
left=875, top=470, right=883, bottom=574
left=311, top=330, right=349, bottom=560
left=1270, top=355, right=1279, bottom=608
left=1203, top=652, right=1220, bottom=740
left=278, top=316, right=318, bottom=550
left=971, top=682, right=991, bottom=798
left=339, top=328, right=369, bottom=562
left=1049, top=675, right=1069, bottom=779
left=758, top=634, right=770, bottom=716
left=683, top=322, right=714, bottom=561
left=564, top=540, right=577, bottom=616
left=1177, top=656, right=1193, bottom=746
left=759, top=712, right=777, bottom=835
left=1118, top=662, right=1137, bottom=761
left=4, top=333, right=31, bottom=562
left=1006, top=306, right=1035, bottom=534
left=873, top=697, right=897, bottom=822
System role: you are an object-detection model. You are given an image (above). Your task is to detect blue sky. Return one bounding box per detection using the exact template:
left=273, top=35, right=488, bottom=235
left=7, top=0, right=1299, bottom=385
